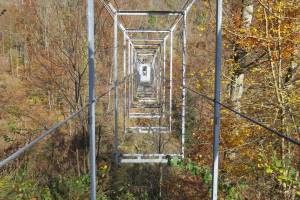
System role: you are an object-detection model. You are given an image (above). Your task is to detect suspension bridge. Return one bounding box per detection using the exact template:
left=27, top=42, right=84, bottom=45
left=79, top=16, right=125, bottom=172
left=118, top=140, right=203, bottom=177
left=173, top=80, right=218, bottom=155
left=0, top=0, right=299, bottom=200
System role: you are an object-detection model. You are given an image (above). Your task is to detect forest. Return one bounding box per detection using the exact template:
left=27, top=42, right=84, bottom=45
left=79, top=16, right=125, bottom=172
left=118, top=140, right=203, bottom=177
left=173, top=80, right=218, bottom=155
left=0, top=0, right=299, bottom=199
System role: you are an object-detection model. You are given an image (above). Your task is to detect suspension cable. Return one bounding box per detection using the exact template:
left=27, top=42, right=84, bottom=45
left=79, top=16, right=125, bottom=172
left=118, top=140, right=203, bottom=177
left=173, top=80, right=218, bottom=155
left=0, top=76, right=131, bottom=168
left=185, top=86, right=300, bottom=147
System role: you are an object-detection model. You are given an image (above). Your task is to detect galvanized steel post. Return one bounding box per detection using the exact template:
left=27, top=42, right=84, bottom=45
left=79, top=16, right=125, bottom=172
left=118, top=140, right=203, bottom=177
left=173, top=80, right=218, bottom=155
left=113, top=13, right=119, bottom=165
left=127, top=42, right=131, bottom=116
left=122, top=32, right=127, bottom=135
left=87, top=0, right=96, bottom=199
left=134, top=51, right=137, bottom=99
left=181, top=12, right=187, bottom=158
left=169, top=31, right=173, bottom=133
left=212, top=0, right=223, bottom=199
left=130, top=45, right=134, bottom=109
left=163, top=39, right=166, bottom=113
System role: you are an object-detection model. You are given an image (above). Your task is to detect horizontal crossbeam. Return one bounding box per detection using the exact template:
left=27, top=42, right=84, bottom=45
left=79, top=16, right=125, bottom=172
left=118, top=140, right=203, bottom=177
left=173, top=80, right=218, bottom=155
left=126, top=126, right=169, bottom=134
left=122, top=154, right=181, bottom=157
left=120, top=158, right=168, bottom=164
left=117, top=10, right=183, bottom=16
left=129, top=112, right=164, bottom=119
left=137, top=98, right=158, bottom=103
left=131, top=103, right=161, bottom=108
left=136, top=95, right=156, bottom=99
left=135, top=47, right=159, bottom=50
left=119, top=154, right=182, bottom=164
left=133, top=44, right=161, bottom=47
left=137, top=53, right=155, bottom=56
left=126, top=29, right=170, bottom=33
left=136, top=50, right=157, bottom=53
left=131, top=39, right=164, bottom=42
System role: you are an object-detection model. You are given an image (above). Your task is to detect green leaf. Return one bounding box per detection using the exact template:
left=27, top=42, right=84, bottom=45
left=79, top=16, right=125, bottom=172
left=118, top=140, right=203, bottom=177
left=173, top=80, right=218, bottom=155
left=266, top=166, right=273, bottom=174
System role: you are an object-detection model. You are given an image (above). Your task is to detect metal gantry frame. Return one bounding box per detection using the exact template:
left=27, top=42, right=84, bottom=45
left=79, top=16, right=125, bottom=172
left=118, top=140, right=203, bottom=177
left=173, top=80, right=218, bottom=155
left=99, top=0, right=196, bottom=166
left=91, top=0, right=221, bottom=199
left=92, top=0, right=204, bottom=199
left=91, top=0, right=223, bottom=199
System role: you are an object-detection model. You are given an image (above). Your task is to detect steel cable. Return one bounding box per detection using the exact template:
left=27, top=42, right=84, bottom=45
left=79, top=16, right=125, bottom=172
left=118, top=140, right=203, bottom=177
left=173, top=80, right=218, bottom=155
left=185, top=86, right=300, bottom=147
left=0, top=75, right=131, bottom=168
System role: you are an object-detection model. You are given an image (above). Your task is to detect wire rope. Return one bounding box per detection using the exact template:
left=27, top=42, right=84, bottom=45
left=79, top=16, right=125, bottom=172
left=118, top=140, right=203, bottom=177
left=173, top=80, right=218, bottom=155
left=185, top=86, right=300, bottom=147
left=0, top=76, right=131, bottom=168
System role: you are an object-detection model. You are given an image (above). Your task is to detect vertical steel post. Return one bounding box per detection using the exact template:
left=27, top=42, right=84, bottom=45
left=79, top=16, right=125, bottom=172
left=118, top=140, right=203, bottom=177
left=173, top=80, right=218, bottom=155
left=169, top=31, right=173, bottom=133
left=158, top=52, right=161, bottom=102
left=122, top=32, right=126, bottom=134
left=87, top=0, right=96, bottom=199
left=132, top=51, right=135, bottom=101
left=127, top=42, right=131, bottom=116
left=181, top=12, right=187, bottom=158
left=159, top=47, right=163, bottom=110
left=163, top=39, right=166, bottom=113
left=155, top=53, right=159, bottom=101
left=113, top=14, right=119, bottom=165
left=155, top=54, right=159, bottom=101
left=130, top=45, right=134, bottom=109
left=134, top=51, right=137, bottom=100
left=158, top=47, right=163, bottom=153
left=212, top=0, right=223, bottom=199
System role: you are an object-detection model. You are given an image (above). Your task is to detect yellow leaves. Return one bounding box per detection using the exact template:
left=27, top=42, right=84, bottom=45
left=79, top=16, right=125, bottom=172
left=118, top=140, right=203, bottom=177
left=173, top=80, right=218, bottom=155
left=250, top=67, right=261, bottom=73
left=252, top=27, right=258, bottom=34
left=100, top=164, right=108, bottom=170
left=99, top=163, right=109, bottom=178
left=281, top=47, right=293, bottom=59
left=27, top=95, right=43, bottom=105
left=0, top=176, right=10, bottom=189
left=265, top=166, right=273, bottom=174
left=225, top=58, right=235, bottom=66
left=239, top=27, right=247, bottom=34
left=55, top=113, right=65, bottom=122
left=188, top=71, right=195, bottom=77
left=197, top=25, right=206, bottom=33
left=287, top=90, right=300, bottom=106
left=195, top=82, right=201, bottom=91
left=273, top=1, right=285, bottom=12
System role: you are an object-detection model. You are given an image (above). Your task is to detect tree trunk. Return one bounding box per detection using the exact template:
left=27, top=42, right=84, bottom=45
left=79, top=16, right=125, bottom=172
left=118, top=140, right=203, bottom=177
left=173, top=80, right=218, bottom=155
left=229, top=0, right=254, bottom=112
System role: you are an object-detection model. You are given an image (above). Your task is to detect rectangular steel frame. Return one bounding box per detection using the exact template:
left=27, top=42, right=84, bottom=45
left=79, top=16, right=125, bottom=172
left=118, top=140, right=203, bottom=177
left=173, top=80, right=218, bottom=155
left=102, top=0, right=196, bottom=168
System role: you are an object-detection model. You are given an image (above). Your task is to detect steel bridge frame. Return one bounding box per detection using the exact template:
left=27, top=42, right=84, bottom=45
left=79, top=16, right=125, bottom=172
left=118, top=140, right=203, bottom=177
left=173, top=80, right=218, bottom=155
left=107, top=3, right=191, bottom=166
left=97, top=1, right=225, bottom=200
